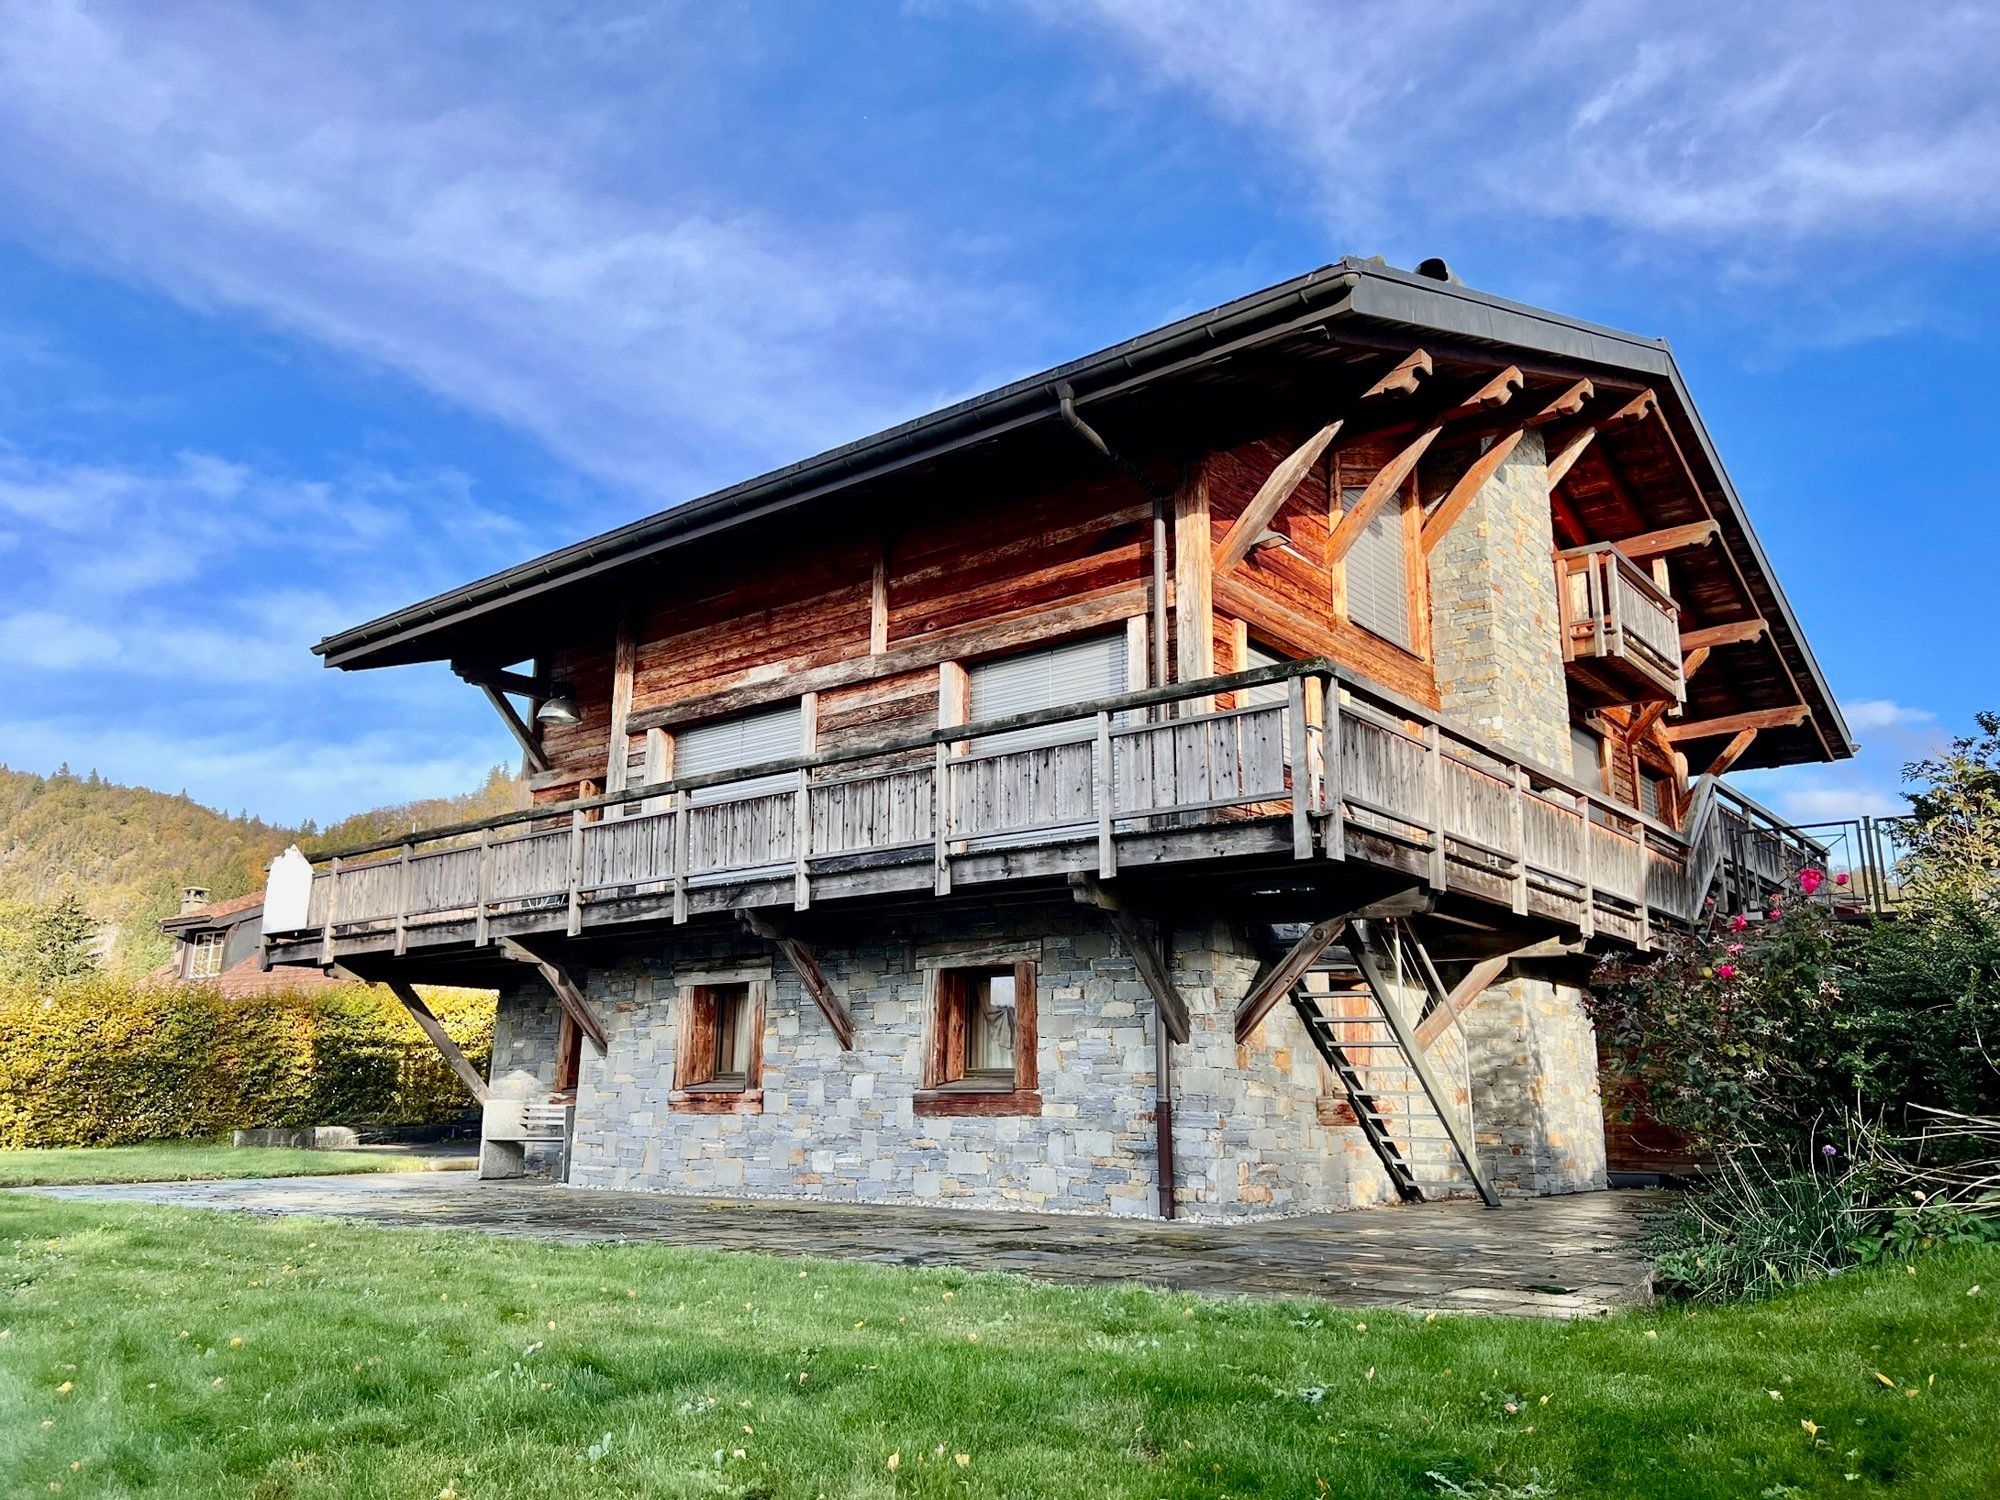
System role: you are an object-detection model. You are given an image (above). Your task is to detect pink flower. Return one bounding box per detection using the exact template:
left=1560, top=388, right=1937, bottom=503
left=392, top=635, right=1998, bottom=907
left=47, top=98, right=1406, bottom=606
left=1769, top=909, right=1783, bottom=921
left=1799, top=867, right=1825, bottom=895
left=1835, top=872, right=1850, bottom=887
left=1729, top=914, right=1749, bottom=932
left=1716, top=963, right=1738, bottom=980
left=1727, top=943, right=1745, bottom=955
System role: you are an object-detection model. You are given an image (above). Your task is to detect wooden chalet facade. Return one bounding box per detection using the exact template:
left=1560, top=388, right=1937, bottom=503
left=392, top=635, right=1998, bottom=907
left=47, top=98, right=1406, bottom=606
left=263, top=260, right=1849, bottom=1216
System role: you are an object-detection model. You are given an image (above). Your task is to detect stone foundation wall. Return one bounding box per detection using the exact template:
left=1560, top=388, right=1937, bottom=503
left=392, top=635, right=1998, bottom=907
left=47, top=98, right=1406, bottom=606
left=1459, top=964, right=1609, bottom=1195
left=484, top=908, right=1610, bottom=1217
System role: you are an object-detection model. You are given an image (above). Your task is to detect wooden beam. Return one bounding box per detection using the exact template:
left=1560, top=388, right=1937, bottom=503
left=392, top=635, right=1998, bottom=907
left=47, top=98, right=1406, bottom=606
left=1434, top=365, right=1524, bottom=423
left=497, top=937, right=607, bottom=1051
left=335, top=967, right=491, bottom=1103
left=1704, top=727, right=1760, bottom=778
left=1070, top=876, right=1190, bottom=1044
left=476, top=683, right=551, bottom=775
left=1544, top=425, right=1597, bottom=490
left=1603, top=387, right=1659, bottom=427
left=1360, top=347, right=1432, bottom=399
left=1525, top=378, right=1592, bottom=426
left=1233, top=917, right=1346, bottom=1043
left=1413, top=955, right=1508, bottom=1052
left=1174, top=465, right=1214, bottom=685
left=1628, top=698, right=1672, bottom=743
left=1610, top=520, right=1718, bottom=561
left=1662, top=705, right=1810, bottom=742
left=739, top=911, right=854, bottom=1050
left=1419, top=428, right=1525, bottom=556
left=1680, top=644, right=1713, bottom=682
left=1213, top=420, right=1342, bottom=573
left=1326, top=426, right=1439, bottom=566
left=603, top=615, right=637, bottom=794
left=1680, top=617, right=1767, bottom=652
left=869, top=542, right=889, bottom=654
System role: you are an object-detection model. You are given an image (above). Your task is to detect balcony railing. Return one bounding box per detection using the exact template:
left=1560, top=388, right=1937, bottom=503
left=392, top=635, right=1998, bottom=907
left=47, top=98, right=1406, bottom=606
left=1556, top=543, right=1684, bottom=707
left=264, top=660, right=1815, bottom=965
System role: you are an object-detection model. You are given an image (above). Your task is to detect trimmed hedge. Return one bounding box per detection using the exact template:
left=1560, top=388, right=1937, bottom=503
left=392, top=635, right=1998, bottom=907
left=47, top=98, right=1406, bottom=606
left=0, top=978, right=494, bottom=1148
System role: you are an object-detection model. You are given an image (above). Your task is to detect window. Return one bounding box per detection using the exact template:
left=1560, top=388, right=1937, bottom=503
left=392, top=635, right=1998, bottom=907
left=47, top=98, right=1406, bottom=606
left=674, top=702, right=803, bottom=804
left=1340, top=484, right=1415, bottom=652
left=918, top=958, right=1040, bottom=1115
left=967, top=634, right=1127, bottom=753
left=188, top=931, right=226, bottom=980
left=1240, top=638, right=1293, bottom=709
left=1569, top=722, right=1605, bottom=788
left=673, top=980, right=765, bottom=1111
left=1639, top=766, right=1669, bottom=822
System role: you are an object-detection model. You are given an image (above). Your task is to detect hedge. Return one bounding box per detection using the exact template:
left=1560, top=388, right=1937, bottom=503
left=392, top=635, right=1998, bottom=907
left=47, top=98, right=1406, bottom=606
left=0, top=977, right=494, bottom=1149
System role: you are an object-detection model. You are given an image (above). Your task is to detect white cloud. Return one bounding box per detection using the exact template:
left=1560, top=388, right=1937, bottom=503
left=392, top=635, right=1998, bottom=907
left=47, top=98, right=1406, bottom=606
left=1024, top=1, right=2000, bottom=260
left=0, top=2, right=1025, bottom=498
left=0, top=610, right=120, bottom=670
left=1842, top=699, right=1937, bottom=734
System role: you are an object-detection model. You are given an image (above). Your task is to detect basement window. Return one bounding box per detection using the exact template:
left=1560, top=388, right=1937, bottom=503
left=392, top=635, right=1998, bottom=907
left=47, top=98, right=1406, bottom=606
left=917, top=959, right=1040, bottom=1116
left=673, top=981, right=764, bottom=1111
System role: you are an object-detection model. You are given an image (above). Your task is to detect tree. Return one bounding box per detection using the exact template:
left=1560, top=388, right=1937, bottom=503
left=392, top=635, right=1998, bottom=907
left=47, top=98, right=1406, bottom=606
left=27, top=890, right=100, bottom=986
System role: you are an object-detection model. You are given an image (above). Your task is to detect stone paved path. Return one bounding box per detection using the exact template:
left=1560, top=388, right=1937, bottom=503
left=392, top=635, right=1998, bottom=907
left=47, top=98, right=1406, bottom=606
left=16, top=1175, right=1664, bottom=1318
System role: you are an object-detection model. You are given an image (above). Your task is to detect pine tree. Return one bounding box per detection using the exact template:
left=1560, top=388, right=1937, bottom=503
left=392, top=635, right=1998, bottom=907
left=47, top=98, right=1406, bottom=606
left=29, top=890, right=99, bottom=985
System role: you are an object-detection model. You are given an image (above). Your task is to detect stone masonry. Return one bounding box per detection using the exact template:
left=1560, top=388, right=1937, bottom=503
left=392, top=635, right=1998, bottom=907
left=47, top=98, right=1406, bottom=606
left=1425, top=427, right=1573, bottom=771
left=486, top=900, right=1610, bottom=1219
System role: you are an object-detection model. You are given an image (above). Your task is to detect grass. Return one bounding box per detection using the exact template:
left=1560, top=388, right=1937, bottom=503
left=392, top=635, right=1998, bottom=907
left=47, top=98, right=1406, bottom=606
left=0, top=1142, right=459, bottom=1187
left=0, top=1197, right=1995, bottom=1499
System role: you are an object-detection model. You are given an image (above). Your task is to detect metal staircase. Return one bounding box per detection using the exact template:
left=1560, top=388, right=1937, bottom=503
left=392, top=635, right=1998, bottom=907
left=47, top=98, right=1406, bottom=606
left=1274, top=917, right=1499, bottom=1207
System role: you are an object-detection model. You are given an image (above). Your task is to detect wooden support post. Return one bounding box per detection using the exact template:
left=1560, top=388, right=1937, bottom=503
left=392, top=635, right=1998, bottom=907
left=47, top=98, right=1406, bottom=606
left=319, top=855, right=341, bottom=966
left=1287, top=673, right=1312, bottom=859
left=393, top=841, right=413, bottom=956
left=1327, top=426, right=1439, bottom=566
left=1071, top=876, right=1190, bottom=1044
left=932, top=742, right=953, bottom=896
left=352, top=971, right=492, bottom=1103
left=671, top=788, right=690, bottom=923
left=1173, top=465, right=1214, bottom=695
left=1212, top=420, right=1343, bottom=573
left=740, top=911, right=854, bottom=1050
left=1704, top=727, right=1760, bottom=779
left=1424, top=722, right=1447, bottom=890
left=794, top=691, right=817, bottom=910
left=499, top=937, right=607, bottom=1052
left=566, top=808, right=584, bottom=937
left=1323, top=680, right=1346, bottom=861
left=604, top=615, right=637, bottom=795
left=477, top=683, right=551, bottom=775
left=1509, top=766, right=1529, bottom=915
left=1419, top=428, right=1525, bottom=555
left=1234, top=916, right=1346, bottom=1043
left=1636, top=820, right=1652, bottom=949
left=1095, top=710, right=1117, bottom=877
left=474, top=828, right=492, bottom=946
left=1577, top=793, right=1597, bottom=939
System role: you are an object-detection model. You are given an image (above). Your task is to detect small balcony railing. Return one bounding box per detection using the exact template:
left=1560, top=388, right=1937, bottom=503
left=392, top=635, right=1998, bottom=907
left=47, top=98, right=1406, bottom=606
left=1556, top=543, right=1684, bottom=707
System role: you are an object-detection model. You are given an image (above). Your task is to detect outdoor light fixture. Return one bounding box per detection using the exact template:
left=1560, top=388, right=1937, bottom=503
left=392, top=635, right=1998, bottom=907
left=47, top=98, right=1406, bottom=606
left=1250, top=528, right=1307, bottom=562
left=535, top=683, right=581, bottom=726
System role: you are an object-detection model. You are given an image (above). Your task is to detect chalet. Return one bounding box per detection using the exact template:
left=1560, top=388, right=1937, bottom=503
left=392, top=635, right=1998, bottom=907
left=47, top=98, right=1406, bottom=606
left=261, top=258, right=1848, bottom=1214
left=158, top=886, right=344, bottom=997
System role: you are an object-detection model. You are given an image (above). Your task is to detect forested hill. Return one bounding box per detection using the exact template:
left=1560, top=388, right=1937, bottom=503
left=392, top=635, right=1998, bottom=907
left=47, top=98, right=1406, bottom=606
left=0, top=764, right=525, bottom=975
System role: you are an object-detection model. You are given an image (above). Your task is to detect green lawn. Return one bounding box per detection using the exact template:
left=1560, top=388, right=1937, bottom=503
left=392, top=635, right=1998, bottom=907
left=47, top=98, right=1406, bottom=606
left=0, top=1197, right=1994, bottom=1499
left=0, top=1142, right=461, bottom=1187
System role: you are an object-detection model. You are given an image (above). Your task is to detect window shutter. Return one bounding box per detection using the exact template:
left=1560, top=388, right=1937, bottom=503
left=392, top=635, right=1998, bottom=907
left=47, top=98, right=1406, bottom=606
left=675, top=701, right=803, bottom=803
left=1341, top=485, right=1412, bottom=651
left=968, top=633, right=1127, bottom=753
left=1639, top=768, right=1665, bottom=820
left=1240, top=640, right=1291, bottom=708
left=1570, top=723, right=1603, bottom=785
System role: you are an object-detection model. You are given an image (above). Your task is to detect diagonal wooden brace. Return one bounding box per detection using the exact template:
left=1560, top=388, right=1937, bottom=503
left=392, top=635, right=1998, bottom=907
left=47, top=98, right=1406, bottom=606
left=498, top=938, right=607, bottom=1053
left=333, top=965, right=490, bottom=1103
left=1069, top=876, right=1190, bottom=1044
left=739, top=910, right=855, bottom=1050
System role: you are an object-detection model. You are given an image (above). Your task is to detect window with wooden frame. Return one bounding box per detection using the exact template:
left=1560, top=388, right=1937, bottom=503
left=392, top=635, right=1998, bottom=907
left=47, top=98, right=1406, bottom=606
left=188, top=931, right=226, bottom=980
left=671, top=979, right=766, bottom=1113
left=916, top=957, right=1040, bottom=1116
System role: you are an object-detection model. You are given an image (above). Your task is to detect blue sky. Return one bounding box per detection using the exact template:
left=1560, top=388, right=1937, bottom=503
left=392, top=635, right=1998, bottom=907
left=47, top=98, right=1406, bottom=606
left=1, top=0, right=1995, bottom=827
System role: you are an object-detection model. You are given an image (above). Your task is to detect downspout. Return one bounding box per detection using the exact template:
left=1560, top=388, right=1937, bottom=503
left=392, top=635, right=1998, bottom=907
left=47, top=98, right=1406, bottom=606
left=1054, top=384, right=1178, bottom=1219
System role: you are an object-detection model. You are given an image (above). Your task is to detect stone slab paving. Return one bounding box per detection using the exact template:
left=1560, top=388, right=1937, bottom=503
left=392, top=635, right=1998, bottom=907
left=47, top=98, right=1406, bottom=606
left=13, top=1175, right=1665, bottom=1318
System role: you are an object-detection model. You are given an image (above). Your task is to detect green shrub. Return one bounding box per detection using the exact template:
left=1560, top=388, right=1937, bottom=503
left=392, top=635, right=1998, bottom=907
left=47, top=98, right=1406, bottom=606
left=0, top=976, right=493, bottom=1148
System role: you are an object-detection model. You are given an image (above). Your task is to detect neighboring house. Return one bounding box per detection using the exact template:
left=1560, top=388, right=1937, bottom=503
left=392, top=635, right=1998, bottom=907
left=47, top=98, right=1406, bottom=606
left=264, top=259, right=1851, bottom=1217
left=159, top=887, right=344, bottom=997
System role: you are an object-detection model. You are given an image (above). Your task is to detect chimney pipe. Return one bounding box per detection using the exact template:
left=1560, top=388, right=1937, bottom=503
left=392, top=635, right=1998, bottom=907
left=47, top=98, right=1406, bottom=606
left=179, top=886, right=211, bottom=915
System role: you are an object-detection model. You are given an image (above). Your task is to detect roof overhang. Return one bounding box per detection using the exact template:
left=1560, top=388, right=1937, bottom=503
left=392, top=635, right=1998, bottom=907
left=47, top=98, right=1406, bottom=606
left=313, top=259, right=1851, bottom=766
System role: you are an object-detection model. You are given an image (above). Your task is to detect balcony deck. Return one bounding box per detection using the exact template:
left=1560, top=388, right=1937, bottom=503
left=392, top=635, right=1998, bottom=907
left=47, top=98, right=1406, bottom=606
left=264, top=662, right=1814, bottom=971
left=1557, top=543, right=1684, bottom=708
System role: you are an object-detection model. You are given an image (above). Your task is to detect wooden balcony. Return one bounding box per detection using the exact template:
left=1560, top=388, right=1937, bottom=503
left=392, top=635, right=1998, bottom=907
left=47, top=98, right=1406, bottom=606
left=262, top=662, right=1810, bottom=970
left=1556, top=543, right=1684, bottom=707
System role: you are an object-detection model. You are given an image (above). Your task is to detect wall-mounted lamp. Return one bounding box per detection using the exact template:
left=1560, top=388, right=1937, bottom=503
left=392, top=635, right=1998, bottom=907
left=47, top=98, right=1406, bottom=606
left=1250, top=528, right=1307, bottom=563
left=535, top=682, right=581, bottom=725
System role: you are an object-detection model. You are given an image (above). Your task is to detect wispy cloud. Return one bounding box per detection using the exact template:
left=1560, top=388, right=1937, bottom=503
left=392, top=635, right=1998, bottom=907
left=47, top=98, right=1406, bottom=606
left=1025, top=1, right=2000, bottom=263
left=1844, top=699, right=1937, bottom=734
left=0, top=2, right=1028, bottom=498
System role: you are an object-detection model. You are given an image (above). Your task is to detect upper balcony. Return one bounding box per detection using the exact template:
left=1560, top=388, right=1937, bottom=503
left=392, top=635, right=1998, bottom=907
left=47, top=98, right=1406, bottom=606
left=262, top=662, right=1818, bottom=974
left=1555, top=543, right=1684, bottom=708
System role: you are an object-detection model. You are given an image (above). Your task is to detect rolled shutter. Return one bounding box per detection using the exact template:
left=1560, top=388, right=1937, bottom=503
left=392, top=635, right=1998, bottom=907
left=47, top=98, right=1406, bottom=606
left=675, top=701, right=803, bottom=803
left=1341, top=485, right=1413, bottom=651
left=969, top=633, right=1127, bottom=752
